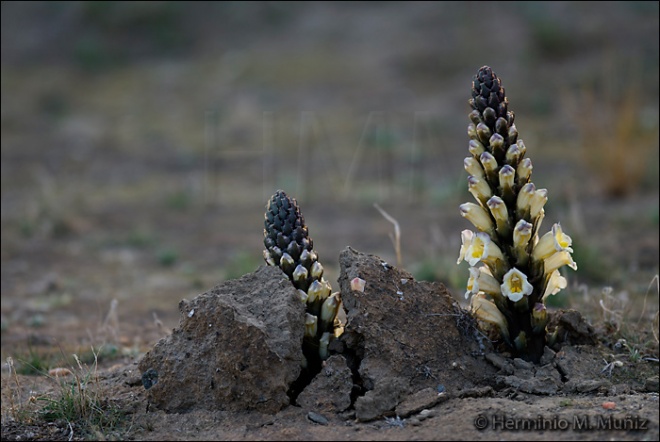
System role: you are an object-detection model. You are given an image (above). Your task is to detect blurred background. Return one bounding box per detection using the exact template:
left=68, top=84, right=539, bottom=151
left=1, top=1, right=658, bottom=363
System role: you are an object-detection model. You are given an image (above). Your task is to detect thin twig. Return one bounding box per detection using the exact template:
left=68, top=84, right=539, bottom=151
left=373, top=203, right=401, bottom=267
left=637, top=274, right=658, bottom=326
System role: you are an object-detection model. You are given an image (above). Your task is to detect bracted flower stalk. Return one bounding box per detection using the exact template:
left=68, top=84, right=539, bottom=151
left=264, top=190, right=342, bottom=369
left=458, top=66, right=577, bottom=362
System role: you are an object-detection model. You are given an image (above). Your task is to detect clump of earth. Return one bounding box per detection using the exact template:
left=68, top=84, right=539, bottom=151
left=126, top=247, right=658, bottom=440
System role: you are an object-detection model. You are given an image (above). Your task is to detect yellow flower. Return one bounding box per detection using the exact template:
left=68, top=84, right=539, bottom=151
left=465, top=266, right=502, bottom=299
left=532, top=223, right=573, bottom=261
left=542, top=270, right=567, bottom=300
left=544, top=250, right=578, bottom=275
left=465, top=232, right=505, bottom=267
left=501, top=268, right=533, bottom=302
left=457, top=229, right=474, bottom=265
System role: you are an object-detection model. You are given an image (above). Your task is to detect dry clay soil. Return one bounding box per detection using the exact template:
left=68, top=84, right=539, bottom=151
left=2, top=248, right=659, bottom=441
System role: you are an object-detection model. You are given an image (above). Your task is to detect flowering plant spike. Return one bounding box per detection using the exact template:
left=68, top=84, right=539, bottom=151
left=458, top=66, right=577, bottom=362
left=263, top=190, right=342, bottom=369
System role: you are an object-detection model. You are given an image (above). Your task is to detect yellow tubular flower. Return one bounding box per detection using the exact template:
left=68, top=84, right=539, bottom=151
left=544, top=250, right=578, bottom=275
left=466, top=266, right=502, bottom=299
left=460, top=203, right=495, bottom=235
left=457, top=229, right=475, bottom=264
left=512, top=219, right=533, bottom=265
left=465, top=231, right=506, bottom=268
left=532, top=222, right=573, bottom=262
left=500, top=268, right=534, bottom=302
left=542, top=270, right=567, bottom=300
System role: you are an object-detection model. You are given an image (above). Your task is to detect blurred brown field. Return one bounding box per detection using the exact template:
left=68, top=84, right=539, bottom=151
left=1, top=1, right=658, bottom=364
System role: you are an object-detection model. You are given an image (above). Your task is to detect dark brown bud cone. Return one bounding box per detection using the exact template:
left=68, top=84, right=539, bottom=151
left=264, top=190, right=315, bottom=291
left=469, top=66, right=517, bottom=164
left=263, top=190, right=341, bottom=365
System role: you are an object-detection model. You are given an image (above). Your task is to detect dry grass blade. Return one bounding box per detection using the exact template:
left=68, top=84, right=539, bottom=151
left=373, top=203, right=402, bottom=267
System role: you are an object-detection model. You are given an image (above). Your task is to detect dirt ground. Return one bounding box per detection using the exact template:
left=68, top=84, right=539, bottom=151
left=1, top=2, right=659, bottom=441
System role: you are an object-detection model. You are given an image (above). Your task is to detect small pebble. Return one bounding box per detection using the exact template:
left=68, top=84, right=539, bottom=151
left=350, top=277, right=366, bottom=292
left=437, top=384, right=446, bottom=393
left=602, top=401, right=616, bottom=410
left=307, top=411, right=328, bottom=425
left=48, top=368, right=73, bottom=377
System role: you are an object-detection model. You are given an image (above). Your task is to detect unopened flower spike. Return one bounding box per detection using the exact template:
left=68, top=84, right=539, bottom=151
left=458, top=66, right=577, bottom=362
left=264, top=190, right=342, bottom=367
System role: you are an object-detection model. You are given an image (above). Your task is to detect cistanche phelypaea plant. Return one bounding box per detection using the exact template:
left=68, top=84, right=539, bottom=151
left=458, top=66, right=577, bottom=362
left=263, top=190, right=342, bottom=371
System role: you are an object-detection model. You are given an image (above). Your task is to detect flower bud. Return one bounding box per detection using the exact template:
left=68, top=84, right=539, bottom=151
left=513, top=219, right=533, bottom=266
left=476, top=122, right=492, bottom=144
left=467, top=123, right=477, bottom=140
left=505, top=144, right=523, bottom=167
left=280, top=252, right=295, bottom=276
left=529, top=188, right=548, bottom=220
left=499, top=165, right=516, bottom=205
left=469, top=110, right=481, bottom=125
left=464, top=157, right=485, bottom=179
left=516, top=158, right=533, bottom=186
left=508, top=124, right=519, bottom=144
left=320, top=293, right=341, bottom=332
left=493, top=116, right=507, bottom=134
left=318, top=332, right=331, bottom=360
left=469, top=139, right=485, bottom=157
left=304, top=313, right=317, bottom=338
left=460, top=203, right=495, bottom=236
left=479, top=152, right=499, bottom=184
left=292, top=264, right=309, bottom=289
left=516, top=182, right=536, bottom=220
left=468, top=175, right=492, bottom=206
left=310, top=261, right=324, bottom=280
left=489, top=133, right=505, bottom=157
left=483, top=107, right=497, bottom=125
left=487, top=196, right=510, bottom=237
left=307, top=280, right=327, bottom=304
left=471, top=293, right=509, bottom=341
left=263, top=250, right=276, bottom=266
left=531, top=303, right=548, bottom=334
